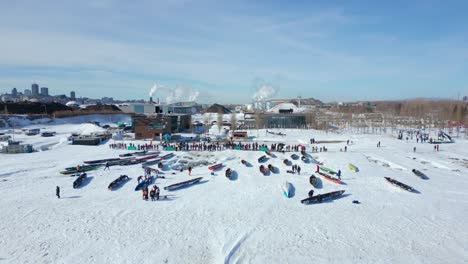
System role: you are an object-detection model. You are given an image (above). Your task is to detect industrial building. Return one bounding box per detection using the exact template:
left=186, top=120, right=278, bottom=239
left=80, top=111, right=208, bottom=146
left=165, top=102, right=203, bottom=114
left=132, top=114, right=191, bottom=140
left=118, top=103, right=161, bottom=114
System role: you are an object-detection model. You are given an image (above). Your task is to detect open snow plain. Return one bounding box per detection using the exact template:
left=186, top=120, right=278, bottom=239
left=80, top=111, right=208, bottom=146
left=1, top=118, right=467, bottom=263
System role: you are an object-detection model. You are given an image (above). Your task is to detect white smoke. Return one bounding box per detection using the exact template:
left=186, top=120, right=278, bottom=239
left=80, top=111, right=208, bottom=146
left=252, top=83, right=278, bottom=101
left=188, top=91, right=200, bottom=102
left=164, top=86, right=200, bottom=103
left=149, top=83, right=200, bottom=103
left=165, top=86, right=183, bottom=104
left=149, top=83, right=163, bottom=97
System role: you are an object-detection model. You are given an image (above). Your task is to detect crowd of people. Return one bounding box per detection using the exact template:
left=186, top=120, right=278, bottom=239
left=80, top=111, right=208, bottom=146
left=108, top=140, right=318, bottom=153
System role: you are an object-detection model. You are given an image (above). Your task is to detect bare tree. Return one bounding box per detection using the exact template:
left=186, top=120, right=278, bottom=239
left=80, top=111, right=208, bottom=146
left=231, top=113, right=237, bottom=131
left=217, top=110, right=223, bottom=133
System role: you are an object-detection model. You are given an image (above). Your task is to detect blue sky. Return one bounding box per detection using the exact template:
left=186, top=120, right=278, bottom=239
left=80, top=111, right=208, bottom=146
left=0, top=0, right=467, bottom=103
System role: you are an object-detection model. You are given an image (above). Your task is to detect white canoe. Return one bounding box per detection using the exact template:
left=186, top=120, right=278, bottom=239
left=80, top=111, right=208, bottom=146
left=282, top=181, right=293, bottom=198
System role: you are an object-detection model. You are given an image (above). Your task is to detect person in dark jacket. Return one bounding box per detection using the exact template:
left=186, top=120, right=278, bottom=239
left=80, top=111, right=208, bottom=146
left=155, top=186, right=160, bottom=200
left=56, top=186, right=60, bottom=199
left=297, top=166, right=301, bottom=175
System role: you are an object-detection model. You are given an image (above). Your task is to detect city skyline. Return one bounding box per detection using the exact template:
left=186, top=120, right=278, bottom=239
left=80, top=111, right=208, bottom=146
left=0, top=0, right=467, bottom=103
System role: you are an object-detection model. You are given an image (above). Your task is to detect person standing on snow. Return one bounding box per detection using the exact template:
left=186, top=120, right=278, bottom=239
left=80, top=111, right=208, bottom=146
left=56, top=186, right=60, bottom=199
left=104, top=162, right=110, bottom=170
left=297, top=166, right=301, bottom=175
left=316, top=165, right=320, bottom=173
left=188, top=166, right=192, bottom=176
left=337, top=170, right=342, bottom=180
left=155, top=186, right=160, bottom=200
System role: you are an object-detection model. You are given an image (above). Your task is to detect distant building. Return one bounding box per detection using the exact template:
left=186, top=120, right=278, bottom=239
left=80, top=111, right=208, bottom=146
left=165, top=102, right=203, bottom=114
left=40, top=87, right=49, bottom=96
left=101, top=97, right=114, bottom=104
left=70, top=91, right=76, bottom=100
left=11, top=88, right=18, bottom=97
left=31, top=83, right=39, bottom=96
left=464, top=96, right=467, bottom=101
left=132, top=114, right=191, bottom=139
left=118, top=103, right=160, bottom=114
left=24, top=89, right=32, bottom=96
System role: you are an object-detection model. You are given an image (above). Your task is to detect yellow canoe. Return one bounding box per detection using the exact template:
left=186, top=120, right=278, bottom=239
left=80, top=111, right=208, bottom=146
left=348, top=163, right=359, bottom=172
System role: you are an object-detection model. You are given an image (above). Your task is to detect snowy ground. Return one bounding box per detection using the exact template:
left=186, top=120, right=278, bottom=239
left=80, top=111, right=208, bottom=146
left=1, top=116, right=467, bottom=263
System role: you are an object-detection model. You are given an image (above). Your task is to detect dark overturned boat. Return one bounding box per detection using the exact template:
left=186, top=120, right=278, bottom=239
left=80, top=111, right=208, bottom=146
left=259, top=165, right=269, bottom=175
left=258, top=155, right=268, bottom=163
left=385, top=177, right=417, bottom=193
left=108, top=175, right=130, bottom=190
left=225, top=168, right=233, bottom=179
left=73, top=173, right=87, bottom=189
left=309, top=174, right=319, bottom=187
left=301, top=190, right=345, bottom=204
left=412, top=169, right=428, bottom=179
left=164, top=177, right=203, bottom=191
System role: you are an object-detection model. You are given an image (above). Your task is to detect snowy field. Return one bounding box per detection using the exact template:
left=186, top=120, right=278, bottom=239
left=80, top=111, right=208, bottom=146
left=1, top=116, right=467, bottom=263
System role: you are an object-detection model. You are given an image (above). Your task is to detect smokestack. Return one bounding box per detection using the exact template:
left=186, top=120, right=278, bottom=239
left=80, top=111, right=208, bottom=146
left=150, top=97, right=153, bottom=103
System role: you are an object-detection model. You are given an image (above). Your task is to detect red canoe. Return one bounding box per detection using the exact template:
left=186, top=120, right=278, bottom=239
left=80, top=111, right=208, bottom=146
left=318, top=171, right=342, bottom=185
left=208, top=163, right=223, bottom=171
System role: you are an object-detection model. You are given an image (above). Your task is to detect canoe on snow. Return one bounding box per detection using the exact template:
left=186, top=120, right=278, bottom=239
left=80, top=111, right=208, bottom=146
left=385, top=177, right=417, bottom=192
left=320, top=166, right=337, bottom=175
left=290, top=154, right=299, bottom=160
left=73, top=173, right=87, bottom=189
left=84, top=158, right=121, bottom=165
left=301, top=190, right=345, bottom=204
left=134, top=176, right=154, bottom=191
left=135, top=154, right=159, bottom=162
left=265, top=151, right=274, bottom=157
left=241, top=160, right=250, bottom=166
left=317, top=171, right=342, bottom=185
left=208, top=163, right=223, bottom=171
left=348, top=164, right=359, bottom=172
left=141, top=158, right=162, bottom=167
left=108, top=175, right=130, bottom=190
left=267, top=164, right=276, bottom=173
left=161, top=153, right=175, bottom=160
left=164, top=177, right=203, bottom=191
left=309, top=174, right=319, bottom=187
left=258, top=155, right=268, bottom=163
left=282, top=181, right=293, bottom=198
left=259, top=165, right=269, bottom=175
left=283, top=159, right=291, bottom=166
left=412, top=169, right=427, bottom=179
left=61, top=164, right=102, bottom=175
left=119, top=151, right=146, bottom=157
left=225, top=168, right=233, bottom=179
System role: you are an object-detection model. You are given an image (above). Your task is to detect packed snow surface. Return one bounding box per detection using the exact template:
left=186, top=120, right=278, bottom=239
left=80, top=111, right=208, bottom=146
left=1, top=120, right=467, bottom=263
